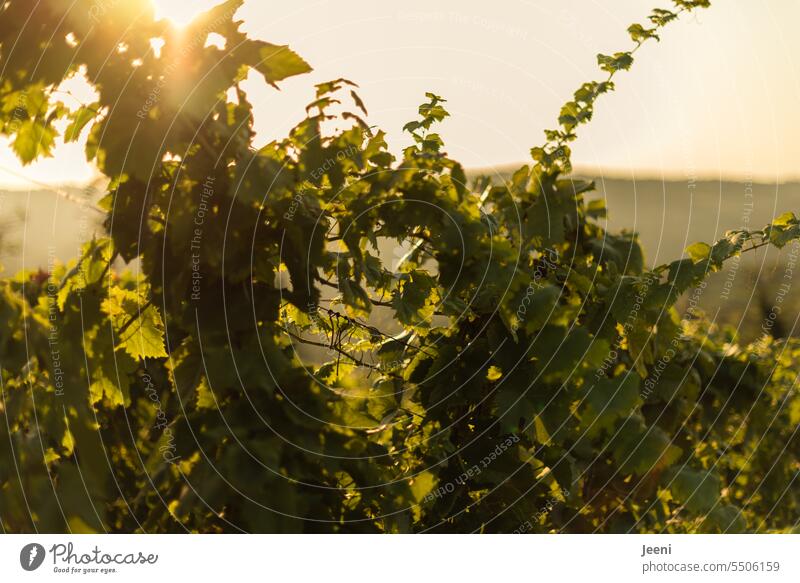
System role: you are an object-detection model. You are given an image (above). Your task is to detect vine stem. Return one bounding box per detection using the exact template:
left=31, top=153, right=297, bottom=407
left=280, top=325, right=404, bottom=379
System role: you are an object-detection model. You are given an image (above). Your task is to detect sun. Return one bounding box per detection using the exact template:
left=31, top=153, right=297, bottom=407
left=150, top=0, right=225, bottom=28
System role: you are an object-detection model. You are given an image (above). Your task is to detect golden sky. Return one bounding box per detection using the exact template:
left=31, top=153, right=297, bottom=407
left=1, top=0, right=798, bottom=189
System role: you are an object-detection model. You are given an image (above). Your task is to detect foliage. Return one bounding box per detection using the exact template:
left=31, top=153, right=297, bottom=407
left=0, top=0, right=797, bottom=533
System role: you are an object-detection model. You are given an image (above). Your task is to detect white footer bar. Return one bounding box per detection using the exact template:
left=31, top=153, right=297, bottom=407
left=1, top=534, right=798, bottom=581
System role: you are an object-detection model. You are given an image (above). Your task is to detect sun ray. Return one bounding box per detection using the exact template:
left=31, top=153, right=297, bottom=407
left=150, top=0, right=223, bottom=28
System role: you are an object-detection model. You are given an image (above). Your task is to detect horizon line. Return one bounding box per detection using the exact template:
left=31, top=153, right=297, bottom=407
left=3, top=166, right=800, bottom=193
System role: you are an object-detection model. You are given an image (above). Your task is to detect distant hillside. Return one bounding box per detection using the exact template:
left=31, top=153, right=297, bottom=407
left=0, top=185, right=103, bottom=276
left=587, top=176, right=800, bottom=265
left=583, top=176, right=800, bottom=341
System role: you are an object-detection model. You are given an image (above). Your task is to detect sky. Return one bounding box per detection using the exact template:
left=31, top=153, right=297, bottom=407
left=1, top=0, right=799, bottom=189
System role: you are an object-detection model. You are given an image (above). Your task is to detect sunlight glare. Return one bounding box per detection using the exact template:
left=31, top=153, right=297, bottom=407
left=151, top=0, right=224, bottom=28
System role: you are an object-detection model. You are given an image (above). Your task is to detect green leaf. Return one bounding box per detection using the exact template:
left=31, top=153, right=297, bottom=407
left=88, top=349, right=136, bottom=408
left=665, top=466, right=721, bottom=514
left=102, top=288, right=167, bottom=360
left=64, top=104, right=98, bottom=142
left=502, top=283, right=561, bottom=335
left=12, top=119, right=57, bottom=164
left=340, top=278, right=372, bottom=317
left=580, top=374, right=642, bottom=437
left=392, top=271, right=436, bottom=328
left=709, top=231, right=745, bottom=263
left=532, top=327, right=609, bottom=382
left=58, top=238, right=113, bottom=309
left=628, top=23, right=659, bottom=43
left=667, top=258, right=698, bottom=292
left=597, top=52, right=634, bottom=73
left=523, top=190, right=573, bottom=247
left=611, top=416, right=682, bottom=476
left=494, top=369, right=540, bottom=434
left=649, top=8, right=678, bottom=26
left=767, top=212, right=800, bottom=248
left=701, top=504, right=746, bottom=533
left=249, top=42, right=312, bottom=86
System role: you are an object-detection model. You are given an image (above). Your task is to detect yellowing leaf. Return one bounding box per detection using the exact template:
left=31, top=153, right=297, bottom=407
left=685, top=241, right=711, bottom=263
left=196, top=376, right=216, bottom=409
left=102, top=288, right=167, bottom=359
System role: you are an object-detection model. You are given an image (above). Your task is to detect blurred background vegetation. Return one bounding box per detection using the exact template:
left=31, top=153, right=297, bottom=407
left=4, top=172, right=795, bottom=343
